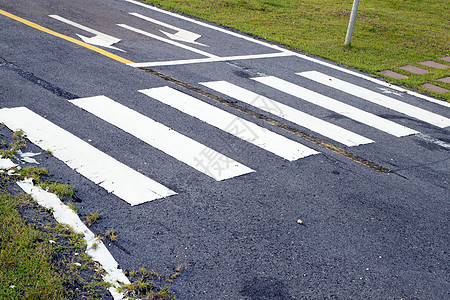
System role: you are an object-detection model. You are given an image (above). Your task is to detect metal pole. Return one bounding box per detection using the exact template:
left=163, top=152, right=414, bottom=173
left=344, top=0, right=360, bottom=46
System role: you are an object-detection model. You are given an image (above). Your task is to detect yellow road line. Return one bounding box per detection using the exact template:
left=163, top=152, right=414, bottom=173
left=0, top=9, right=391, bottom=173
left=0, top=9, right=134, bottom=64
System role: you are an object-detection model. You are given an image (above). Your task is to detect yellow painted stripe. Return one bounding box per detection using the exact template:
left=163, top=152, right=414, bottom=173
left=0, top=9, right=134, bottom=64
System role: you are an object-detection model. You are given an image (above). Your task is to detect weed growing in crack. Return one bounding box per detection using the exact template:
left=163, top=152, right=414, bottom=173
left=85, top=212, right=100, bottom=227
left=0, top=130, right=113, bottom=298
left=67, top=202, right=78, bottom=214
left=120, top=265, right=183, bottom=299
left=16, top=166, right=49, bottom=181
left=0, top=129, right=26, bottom=158
left=38, top=181, right=75, bottom=199
left=106, top=229, right=117, bottom=242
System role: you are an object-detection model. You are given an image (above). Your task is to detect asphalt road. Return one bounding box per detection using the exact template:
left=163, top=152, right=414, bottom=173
left=1, top=0, right=449, bottom=298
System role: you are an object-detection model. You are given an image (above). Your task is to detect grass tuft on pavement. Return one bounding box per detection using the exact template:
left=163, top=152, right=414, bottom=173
left=144, top=0, right=449, bottom=100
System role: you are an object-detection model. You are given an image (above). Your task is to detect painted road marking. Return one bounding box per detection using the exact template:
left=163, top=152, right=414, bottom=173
left=141, top=68, right=391, bottom=173
left=0, top=9, right=133, bottom=64
left=253, top=76, right=422, bottom=136
left=5, top=4, right=447, bottom=114
left=0, top=107, right=176, bottom=205
left=128, top=52, right=293, bottom=67
left=140, top=86, right=319, bottom=161
left=297, top=71, right=450, bottom=127
left=70, top=96, right=253, bottom=180
left=17, top=178, right=130, bottom=299
left=125, top=0, right=450, bottom=108
left=125, top=0, right=286, bottom=53
left=293, top=57, right=450, bottom=109
left=129, top=12, right=207, bottom=46
left=414, top=133, right=450, bottom=150
left=117, top=24, right=217, bottom=58
left=49, top=15, right=125, bottom=52
left=201, top=81, right=376, bottom=146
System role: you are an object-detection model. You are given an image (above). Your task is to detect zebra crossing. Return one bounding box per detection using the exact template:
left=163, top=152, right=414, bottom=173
left=296, top=71, right=450, bottom=128
left=252, top=75, right=421, bottom=137
left=69, top=95, right=254, bottom=181
left=138, top=86, right=319, bottom=160
left=0, top=71, right=449, bottom=206
left=200, top=80, right=376, bottom=146
left=0, top=107, right=176, bottom=206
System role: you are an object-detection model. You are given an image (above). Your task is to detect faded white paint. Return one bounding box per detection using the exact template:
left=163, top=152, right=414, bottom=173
left=17, top=150, right=41, bottom=164
left=17, top=178, right=130, bottom=300
left=415, top=133, right=450, bottom=150
left=0, top=158, right=18, bottom=170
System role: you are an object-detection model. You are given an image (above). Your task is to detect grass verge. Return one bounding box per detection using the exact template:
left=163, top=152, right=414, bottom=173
left=144, top=0, right=449, bottom=101
left=0, top=130, right=111, bottom=299
left=0, top=127, right=179, bottom=299
left=0, top=191, right=67, bottom=299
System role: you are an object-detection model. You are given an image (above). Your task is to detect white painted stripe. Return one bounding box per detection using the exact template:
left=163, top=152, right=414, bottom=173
left=254, top=77, right=418, bottom=137
left=0, top=107, right=176, bottom=205
left=125, top=0, right=450, bottom=108
left=70, top=96, right=253, bottom=181
left=117, top=24, right=217, bottom=58
left=49, top=15, right=125, bottom=52
left=140, top=86, right=319, bottom=160
left=253, top=76, right=417, bottom=137
left=294, top=55, right=450, bottom=109
left=298, top=71, right=450, bottom=128
left=129, top=12, right=207, bottom=46
left=17, top=178, right=129, bottom=300
left=253, top=76, right=421, bottom=137
left=129, top=12, right=194, bottom=35
left=125, top=0, right=287, bottom=52
left=201, top=81, right=378, bottom=146
left=49, top=14, right=120, bottom=42
left=128, top=52, right=293, bottom=67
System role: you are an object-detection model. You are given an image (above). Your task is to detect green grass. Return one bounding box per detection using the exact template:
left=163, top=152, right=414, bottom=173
left=0, top=129, right=180, bottom=299
left=0, top=130, right=26, bottom=159
left=0, top=192, right=67, bottom=299
left=85, top=212, right=100, bottom=227
left=120, top=267, right=178, bottom=299
left=38, top=182, right=75, bottom=199
left=0, top=130, right=110, bottom=299
left=144, top=0, right=449, bottom=100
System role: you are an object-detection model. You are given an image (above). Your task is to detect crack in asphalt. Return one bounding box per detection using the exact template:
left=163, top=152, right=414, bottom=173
left=0, top=59, right=79, bottom=100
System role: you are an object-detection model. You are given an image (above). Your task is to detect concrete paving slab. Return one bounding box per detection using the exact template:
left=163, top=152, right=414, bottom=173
left=421, top=83, right=450, bottom=93
left=437, top=77, right=450, bottom=84
left=378, top=70, right=408, bottom=79
left=419, top=60, right=449, bottom=69
left=440, top=56, right=450, bottom=62
left=399, top=65, right=429, bottom=74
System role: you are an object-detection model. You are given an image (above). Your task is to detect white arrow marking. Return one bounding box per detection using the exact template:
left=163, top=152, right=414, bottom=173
left=129, top=12, right=208, bottom=47
left=49, top=15, right=125, bottom=52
